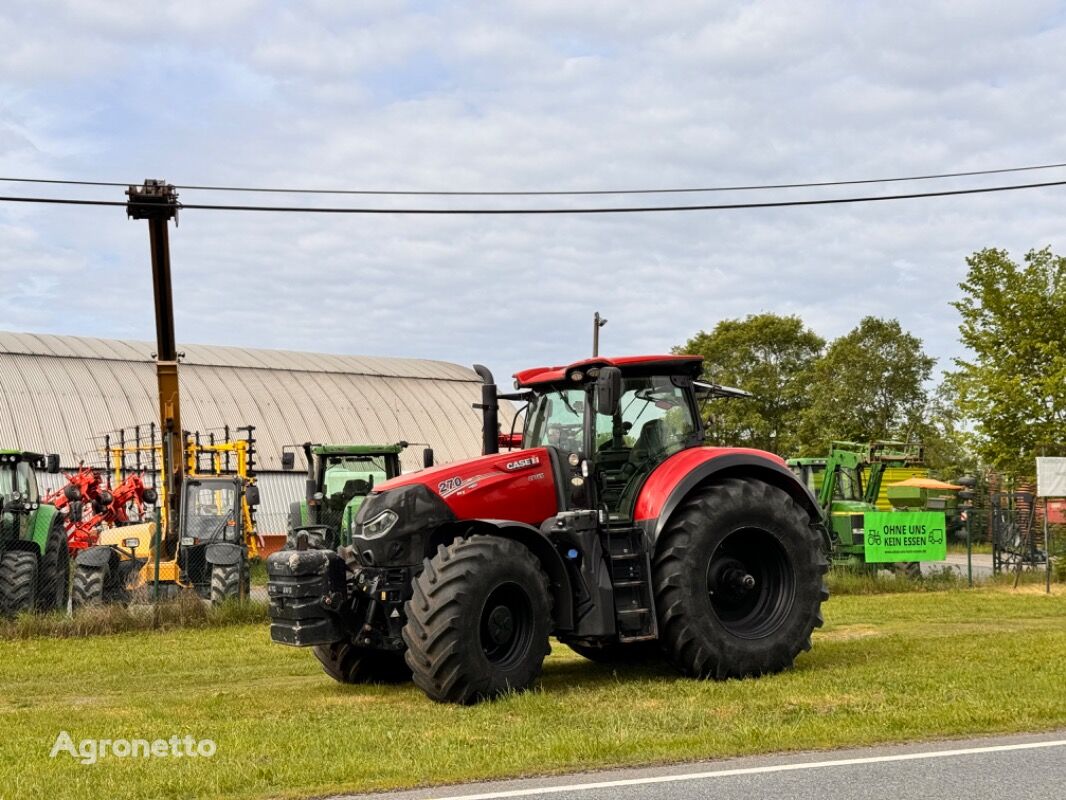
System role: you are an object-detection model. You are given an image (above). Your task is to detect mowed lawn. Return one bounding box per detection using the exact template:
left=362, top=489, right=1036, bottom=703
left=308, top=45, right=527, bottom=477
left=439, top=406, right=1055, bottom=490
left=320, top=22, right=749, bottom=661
left=2, top=587, right=1064, bottom=800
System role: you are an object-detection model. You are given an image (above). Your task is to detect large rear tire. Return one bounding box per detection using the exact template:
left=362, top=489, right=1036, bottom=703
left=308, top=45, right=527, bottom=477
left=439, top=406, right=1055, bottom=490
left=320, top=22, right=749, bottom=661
left=0, top=551, right=39, bottom=616
left=403, top=535, right=552, bottom=704
left=313, top=641, right=411, bottom=684
left=37, top=517, right=70, bottom=612
left=653, top=478, right=828, bottom=679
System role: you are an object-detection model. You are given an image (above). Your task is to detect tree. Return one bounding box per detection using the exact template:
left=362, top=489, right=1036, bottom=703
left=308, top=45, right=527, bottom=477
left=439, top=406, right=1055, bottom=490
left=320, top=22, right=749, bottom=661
left=797, top=317, right=935, bottom=453
left=676, top=314, right=824, bottom=454
left=949, top=247, right=1066, bottom=475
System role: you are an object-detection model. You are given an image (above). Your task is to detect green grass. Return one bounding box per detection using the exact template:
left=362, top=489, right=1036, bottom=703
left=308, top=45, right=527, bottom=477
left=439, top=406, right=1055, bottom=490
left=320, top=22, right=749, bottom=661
left=2, top=587, right=1064, bottom=800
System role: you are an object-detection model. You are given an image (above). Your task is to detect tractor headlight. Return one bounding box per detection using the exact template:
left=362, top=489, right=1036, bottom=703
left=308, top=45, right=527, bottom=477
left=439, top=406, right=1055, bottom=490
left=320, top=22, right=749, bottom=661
left=123, top=537, right=141, bottom=549
left=180, top=537, right=198, bottom=547
left=361, top=509, right=399, bottom=540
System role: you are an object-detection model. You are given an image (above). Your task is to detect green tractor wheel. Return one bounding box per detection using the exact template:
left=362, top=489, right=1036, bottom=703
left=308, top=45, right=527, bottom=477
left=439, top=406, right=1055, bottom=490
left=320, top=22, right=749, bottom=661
left=0, top=551, right=40, bottom=616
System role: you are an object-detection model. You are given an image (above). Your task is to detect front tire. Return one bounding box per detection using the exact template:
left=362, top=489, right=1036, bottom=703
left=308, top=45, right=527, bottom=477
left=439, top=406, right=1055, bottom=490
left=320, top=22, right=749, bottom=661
left=653, top=478, right=828, bottom=679
left=210, top=561, right=247, bottom=604
left=403, top=536, right=552, bottom=704
left=0, top=551, right=39, bottom=616
left=313, top=641, right=411, bottom=684
left=72, top=562, right=108, bottom=608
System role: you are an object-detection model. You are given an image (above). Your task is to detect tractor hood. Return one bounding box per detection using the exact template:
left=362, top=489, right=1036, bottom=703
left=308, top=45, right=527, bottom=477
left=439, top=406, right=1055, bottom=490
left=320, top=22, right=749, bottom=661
left=351, top=447, right=560, bottom=567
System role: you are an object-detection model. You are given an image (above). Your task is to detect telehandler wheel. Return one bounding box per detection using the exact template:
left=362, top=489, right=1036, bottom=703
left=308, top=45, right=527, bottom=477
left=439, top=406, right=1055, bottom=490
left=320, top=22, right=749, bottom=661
left=403, top=535, right=552, bottom=704
left=72, top=563, right=109, bottom=608
left=37, top=517, right=70, bottom=612
left=210, top=561, right=247, bottom=604
left=0, top=551, right=39, bottom=616
left=566, top=640, right=662, bottom=665
left=653, top=478, right=829, bottom=680
left=313, top=641, right=411, bottom=684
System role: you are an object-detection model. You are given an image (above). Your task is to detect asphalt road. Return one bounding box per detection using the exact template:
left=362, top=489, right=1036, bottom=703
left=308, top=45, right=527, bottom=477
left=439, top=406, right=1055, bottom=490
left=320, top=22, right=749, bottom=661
left=333, top=730, right=1066, bottom=800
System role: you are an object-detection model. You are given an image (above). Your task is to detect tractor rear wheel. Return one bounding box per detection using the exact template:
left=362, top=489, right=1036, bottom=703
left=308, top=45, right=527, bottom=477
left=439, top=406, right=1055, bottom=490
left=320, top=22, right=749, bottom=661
left=566, top=640, right=662, bottom=665
left=37, top=517, right=70, bottom=612
left=653, top=478, right=828, bottom=680
left=72, top=563, right=108, bottom=608
left=313, top=641, right=411, bottom=684
left=210, top=561, right=247, bottom=604
left=403, top=535, right=552, bottom=704
left=0, top=551, right=39, bottom=616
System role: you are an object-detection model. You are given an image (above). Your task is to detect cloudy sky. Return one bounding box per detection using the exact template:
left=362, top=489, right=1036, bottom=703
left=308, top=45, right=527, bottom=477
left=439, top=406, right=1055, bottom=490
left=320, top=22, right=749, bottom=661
left=1, top=1, right=1065, bottom=384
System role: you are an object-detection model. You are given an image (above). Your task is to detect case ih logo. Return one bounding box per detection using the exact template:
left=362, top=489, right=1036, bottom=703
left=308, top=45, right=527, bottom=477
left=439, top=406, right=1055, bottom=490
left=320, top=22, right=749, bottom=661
left=505, top=456, right=540, bottom=471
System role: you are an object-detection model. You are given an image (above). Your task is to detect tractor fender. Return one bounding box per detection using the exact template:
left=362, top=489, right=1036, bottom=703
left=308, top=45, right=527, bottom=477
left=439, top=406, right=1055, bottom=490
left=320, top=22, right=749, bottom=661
left=430, top=519, right=575, bottom=632
left=27, top=504, right=61, bottom=556
left=205, top=542, right=246, bottom=567
left=75, top=545, right=119, bottom=570
left=634, top=448, right=828, bottom=549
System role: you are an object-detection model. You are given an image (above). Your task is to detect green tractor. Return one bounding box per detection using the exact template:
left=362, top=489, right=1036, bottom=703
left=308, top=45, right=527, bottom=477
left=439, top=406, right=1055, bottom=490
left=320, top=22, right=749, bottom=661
left=0, top=450, right=70, bottom=616
left=788, top=441, right=924, bottom=572
left=281, top=443, right=428, bottom=550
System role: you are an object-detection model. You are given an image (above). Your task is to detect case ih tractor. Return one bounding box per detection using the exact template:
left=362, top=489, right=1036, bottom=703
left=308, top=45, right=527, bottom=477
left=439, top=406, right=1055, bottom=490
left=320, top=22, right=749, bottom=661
left=269, top=356, right=829, bottom=704
left=0, top=450, right=69, bottom=616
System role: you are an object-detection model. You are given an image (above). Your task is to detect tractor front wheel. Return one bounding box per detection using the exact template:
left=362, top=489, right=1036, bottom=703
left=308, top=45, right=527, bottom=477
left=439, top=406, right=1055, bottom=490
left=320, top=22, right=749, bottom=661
left=72, top=563, right=109, bottom=608
left=313, top=641, right=411, bottom=684
left=0, top=551, right=39, bottom=616
left=403, top=535, right=551, bottom=704
left=37, top=517, right=70, bottom=612
left=210, top=561, right=247, bottom=605
left=653, top=478, right=828, bottom=680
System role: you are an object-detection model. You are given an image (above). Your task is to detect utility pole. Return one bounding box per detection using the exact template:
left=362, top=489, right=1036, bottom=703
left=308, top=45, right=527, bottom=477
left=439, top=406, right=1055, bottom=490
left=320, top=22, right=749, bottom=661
left=592, top=311, right=607, bottom=357
left=126, top=180, right=182, bottom=561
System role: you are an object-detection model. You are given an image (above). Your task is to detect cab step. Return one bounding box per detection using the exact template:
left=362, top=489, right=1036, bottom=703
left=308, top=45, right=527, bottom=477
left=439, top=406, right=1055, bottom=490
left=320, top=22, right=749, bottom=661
left=605, top=527, right=658, bottom=642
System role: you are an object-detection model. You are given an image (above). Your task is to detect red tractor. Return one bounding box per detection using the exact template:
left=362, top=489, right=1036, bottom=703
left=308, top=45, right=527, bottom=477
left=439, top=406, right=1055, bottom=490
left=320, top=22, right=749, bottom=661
left=268, top=355, right=829, bottom=704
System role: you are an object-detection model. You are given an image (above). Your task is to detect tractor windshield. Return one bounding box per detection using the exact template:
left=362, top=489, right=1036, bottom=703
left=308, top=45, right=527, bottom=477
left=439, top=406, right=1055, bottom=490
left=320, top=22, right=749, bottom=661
left=523, top=389, right=586, bottom=454
left=182, top=480, right=240, bottom=543
left=322, top=455, right=390, bottom=496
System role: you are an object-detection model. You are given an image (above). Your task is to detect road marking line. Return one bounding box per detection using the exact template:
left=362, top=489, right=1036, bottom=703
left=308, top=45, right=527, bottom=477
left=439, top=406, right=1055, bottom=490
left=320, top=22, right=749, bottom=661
left=426, top=739, right=1066, bottom=799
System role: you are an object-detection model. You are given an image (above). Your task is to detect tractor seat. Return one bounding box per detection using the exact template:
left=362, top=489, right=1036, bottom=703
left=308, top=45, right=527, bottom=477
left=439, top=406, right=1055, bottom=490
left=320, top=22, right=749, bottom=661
left=629, top=419, right=665, bottom=465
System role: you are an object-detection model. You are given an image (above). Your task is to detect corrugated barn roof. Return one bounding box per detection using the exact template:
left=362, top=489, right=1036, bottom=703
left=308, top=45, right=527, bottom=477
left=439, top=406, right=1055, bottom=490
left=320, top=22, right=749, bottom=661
left=0, top=331, right=508, bottom=472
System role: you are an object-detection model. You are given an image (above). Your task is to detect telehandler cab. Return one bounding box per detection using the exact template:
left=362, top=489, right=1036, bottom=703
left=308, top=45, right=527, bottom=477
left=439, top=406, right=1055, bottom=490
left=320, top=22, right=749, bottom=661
left=269, top=355, right=829, bottom=704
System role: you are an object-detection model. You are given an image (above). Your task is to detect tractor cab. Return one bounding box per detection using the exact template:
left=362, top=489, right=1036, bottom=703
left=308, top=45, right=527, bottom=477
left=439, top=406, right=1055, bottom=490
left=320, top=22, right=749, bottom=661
left=176, top=475, right=257, bottom=598
left=516, top=358, right=706, bottom=519
left=0, top=451, right=58, bottom=543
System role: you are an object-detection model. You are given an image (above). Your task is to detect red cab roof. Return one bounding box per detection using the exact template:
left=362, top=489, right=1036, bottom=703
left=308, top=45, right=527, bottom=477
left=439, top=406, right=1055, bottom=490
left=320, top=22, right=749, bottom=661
left=514, top=354, right=703, bottom=388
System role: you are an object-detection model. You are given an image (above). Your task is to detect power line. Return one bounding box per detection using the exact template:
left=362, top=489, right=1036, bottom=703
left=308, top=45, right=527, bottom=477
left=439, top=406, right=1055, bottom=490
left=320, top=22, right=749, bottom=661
left=0, top=178, right=1064, bottom=215
left=1, top=160, right=1065, bottom=197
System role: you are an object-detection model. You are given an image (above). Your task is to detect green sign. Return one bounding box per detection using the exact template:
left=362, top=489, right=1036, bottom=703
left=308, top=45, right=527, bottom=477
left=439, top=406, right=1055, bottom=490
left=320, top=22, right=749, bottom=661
left=863, top=512, right=947, bottom=563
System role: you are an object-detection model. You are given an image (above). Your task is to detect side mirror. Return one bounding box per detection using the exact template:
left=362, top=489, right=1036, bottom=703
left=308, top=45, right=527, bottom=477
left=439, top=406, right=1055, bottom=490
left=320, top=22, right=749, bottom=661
left=46, top=454, right=60, bottom=474
left=281, top=450, right=295, bottom=471
left=245, top=485, right=260, bottom=507
left=594, top=367, right=622, bottom=416
left=423, top=448, right=434, bottom=469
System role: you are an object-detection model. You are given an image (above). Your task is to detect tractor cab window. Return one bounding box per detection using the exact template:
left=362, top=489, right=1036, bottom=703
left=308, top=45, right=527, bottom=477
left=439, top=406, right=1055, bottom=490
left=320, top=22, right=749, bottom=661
left=15, top=461, right=38, bottom=502
left=323, top=456, right=389, bottom=497
left=523, top=389, right=585, bottom=455
left=0, top=464, right=14, bottom=497
left=321, top=455, right=390, bottom=530
left=833, top=466, right=864, bottom=502
left=182, top=481, right=239, bottom=543
left=594, top=376, right=698, bottom=514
